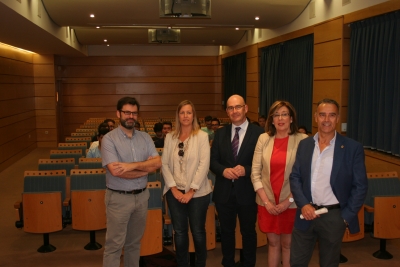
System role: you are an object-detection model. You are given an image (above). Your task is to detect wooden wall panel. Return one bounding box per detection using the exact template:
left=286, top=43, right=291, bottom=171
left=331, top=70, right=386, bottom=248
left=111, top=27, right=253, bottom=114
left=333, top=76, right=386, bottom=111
left=33, top=54, right=57, bottom=147
left=247, top=82, right=258, bottom=98
left=314, top=18, right=343, bottom=44
left=314, top=40, right=342, bottom=68
left=313, top=80, right=341, bottom=104
left=60, top=65, right=218, bottom=78
left=314, top=67, right=341, bottom=80
left=58, top=55, right=224, bottom=141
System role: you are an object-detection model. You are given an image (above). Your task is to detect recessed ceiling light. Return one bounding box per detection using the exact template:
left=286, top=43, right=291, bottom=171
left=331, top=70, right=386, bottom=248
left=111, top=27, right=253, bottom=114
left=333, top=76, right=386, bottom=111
left=235, top=27, right=239, bottom=30
left=255, top=16, right=260, bottom=20
left=104, top=39, right=107, bottom=42
left=96, top=26, right=100, bottom=29
left=90, top=14, right=95, bottom=18
left=107, top=44, right=110, bottom=47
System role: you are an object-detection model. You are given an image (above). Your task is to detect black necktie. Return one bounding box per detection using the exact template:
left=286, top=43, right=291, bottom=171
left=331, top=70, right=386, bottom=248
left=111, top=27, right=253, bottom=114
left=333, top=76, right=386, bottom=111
left=232, top=127, right=241, bottom=161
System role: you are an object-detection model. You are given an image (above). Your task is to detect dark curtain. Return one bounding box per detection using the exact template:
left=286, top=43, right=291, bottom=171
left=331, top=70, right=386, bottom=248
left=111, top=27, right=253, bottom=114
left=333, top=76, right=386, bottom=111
left=348, top=12, right=400, bottom=156
left=259, top=35, right=314, bottom=131
left=223, top=52, right=246, bottom=107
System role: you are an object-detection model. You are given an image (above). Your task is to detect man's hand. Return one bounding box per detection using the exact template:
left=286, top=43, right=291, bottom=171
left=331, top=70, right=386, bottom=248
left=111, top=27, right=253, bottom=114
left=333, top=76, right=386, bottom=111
left=112, top=162, right=137, bottom=175
left=233, top=165, right=245, bottom=177
left=223, top=168, right=239, bottom=180
left=301, top=204, right=319, bottom=220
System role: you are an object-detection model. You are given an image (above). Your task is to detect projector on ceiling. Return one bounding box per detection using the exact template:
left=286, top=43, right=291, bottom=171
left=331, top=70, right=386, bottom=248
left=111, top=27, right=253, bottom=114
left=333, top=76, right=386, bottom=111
left=159, top=0, right=211, bottom=18
left=148, top=29, right=181, bottom=44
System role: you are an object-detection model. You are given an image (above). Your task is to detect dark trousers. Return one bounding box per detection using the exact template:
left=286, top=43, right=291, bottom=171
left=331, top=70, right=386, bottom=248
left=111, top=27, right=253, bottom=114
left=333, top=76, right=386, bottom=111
left=215, top=187, right=257, bottom=267
left=290, top=209, right=347, bottom=267
left=166, top=190, right=210, bottom=267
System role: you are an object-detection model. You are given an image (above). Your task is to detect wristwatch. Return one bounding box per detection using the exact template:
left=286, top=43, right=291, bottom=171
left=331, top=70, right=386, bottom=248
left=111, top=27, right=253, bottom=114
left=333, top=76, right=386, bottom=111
left=288, top=197, right=294, bottom=203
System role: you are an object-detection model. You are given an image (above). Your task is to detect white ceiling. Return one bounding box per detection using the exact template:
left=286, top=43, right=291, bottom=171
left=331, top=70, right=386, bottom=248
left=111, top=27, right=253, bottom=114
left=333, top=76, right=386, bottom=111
left=0, top=0, right=311, bottom=56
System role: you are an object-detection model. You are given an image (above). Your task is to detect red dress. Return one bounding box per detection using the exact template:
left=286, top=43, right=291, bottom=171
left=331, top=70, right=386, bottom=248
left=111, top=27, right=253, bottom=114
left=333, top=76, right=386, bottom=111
left=258, top=136, right=296, bottom=234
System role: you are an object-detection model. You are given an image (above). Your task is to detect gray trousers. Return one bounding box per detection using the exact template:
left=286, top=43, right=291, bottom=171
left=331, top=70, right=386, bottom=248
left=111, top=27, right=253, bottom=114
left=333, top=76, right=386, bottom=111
left=290, top=209, right=346, bottom=267
left=103, top=189, right=149, bottom=267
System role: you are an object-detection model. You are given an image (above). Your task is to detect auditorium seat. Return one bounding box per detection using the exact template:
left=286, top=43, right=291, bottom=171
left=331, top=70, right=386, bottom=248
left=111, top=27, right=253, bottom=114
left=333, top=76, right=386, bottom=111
left=38, top=158, right=75, bottom=176
left=58, top=142, right=87, bottom=157
left=66, top=136, right=91, bottom=148
left=78, top=158, right=103, bottom=169
left=14, top=170, right=69, bottom=253
left=70, top=169, right=107, bottom=250
left=364, top=171, right=400, bottom=259
left=140, top=181, right=163, bottom=256
left=50, top=149, right=83, bottom=165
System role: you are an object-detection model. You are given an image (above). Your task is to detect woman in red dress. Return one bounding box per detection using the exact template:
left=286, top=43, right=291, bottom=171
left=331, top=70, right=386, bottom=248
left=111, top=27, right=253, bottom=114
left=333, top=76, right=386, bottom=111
left=251, top=101, right=308, bottom=267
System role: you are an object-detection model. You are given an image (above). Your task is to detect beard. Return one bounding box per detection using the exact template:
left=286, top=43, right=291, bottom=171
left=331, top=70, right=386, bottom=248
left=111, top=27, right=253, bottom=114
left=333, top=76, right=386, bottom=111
left=120, top=118, right=136, bottom=130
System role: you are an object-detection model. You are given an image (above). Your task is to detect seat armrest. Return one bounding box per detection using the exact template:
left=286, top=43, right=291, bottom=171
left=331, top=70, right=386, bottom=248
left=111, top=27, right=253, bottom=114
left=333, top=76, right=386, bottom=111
left=14, top=200, right=22, bottom=209
left=163, top=214, right=171, bottom=225
left=364, top=205, right=374, bottom=213
left=63, top=197, right=71, bottom=206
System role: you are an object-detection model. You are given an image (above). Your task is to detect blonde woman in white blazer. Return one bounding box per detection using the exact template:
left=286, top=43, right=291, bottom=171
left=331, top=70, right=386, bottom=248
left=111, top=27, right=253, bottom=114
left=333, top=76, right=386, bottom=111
left=251, top=101, right=307, bottom=267
left=162, top=100, right=212, bottom=267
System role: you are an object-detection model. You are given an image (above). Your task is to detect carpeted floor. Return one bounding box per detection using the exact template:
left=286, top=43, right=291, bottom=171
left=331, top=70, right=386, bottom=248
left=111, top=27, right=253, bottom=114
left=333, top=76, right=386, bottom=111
left=1, top=148, right=400, bottom=267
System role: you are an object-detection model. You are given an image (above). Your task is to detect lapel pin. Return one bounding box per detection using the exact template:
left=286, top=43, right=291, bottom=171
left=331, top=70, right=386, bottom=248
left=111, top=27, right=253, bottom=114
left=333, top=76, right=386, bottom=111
left=341, top=145, right=344, bottom=148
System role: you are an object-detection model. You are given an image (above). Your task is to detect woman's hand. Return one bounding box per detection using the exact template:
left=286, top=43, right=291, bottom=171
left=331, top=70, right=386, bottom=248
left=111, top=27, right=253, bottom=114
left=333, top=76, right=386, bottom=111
left=275, top=199, right=291, bottom=214
left=171, top=187, right=184, bottom=200
left=179, top=191, right=195, bottom=204
left=264, top=200, right=280, bottom=215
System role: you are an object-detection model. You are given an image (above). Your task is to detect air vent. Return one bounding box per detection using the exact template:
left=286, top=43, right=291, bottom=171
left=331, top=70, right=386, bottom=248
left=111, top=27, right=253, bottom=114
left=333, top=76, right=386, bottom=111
left=148, top=29, right=181, bottom=44
left=160, top=0, right=211, bottom=18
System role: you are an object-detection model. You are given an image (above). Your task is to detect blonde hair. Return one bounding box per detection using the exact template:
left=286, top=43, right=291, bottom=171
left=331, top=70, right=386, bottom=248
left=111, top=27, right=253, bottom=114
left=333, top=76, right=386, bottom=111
left=172, top=100, right=200, bottom=138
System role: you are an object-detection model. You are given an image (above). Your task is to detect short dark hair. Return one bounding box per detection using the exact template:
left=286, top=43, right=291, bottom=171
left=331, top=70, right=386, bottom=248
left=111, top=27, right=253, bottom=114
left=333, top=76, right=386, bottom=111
left=258, top=115, right=267, bottom=120
left=163, top=121, right=173, bottom=128
left=317, top=98, right=340, bottom=113
left=153, top=122, right=163, bottom=133
left=298, top=125, right=309, bottom=134
left=98, top=127, right=110, bottom=137
left=97, top=122, right=109, bottom=131
left=103, top=119, right=115, bottom=125
left=211, top=118, right=220, bottom=125
left=117, top=96, right=140, bottom=111
left=204, top=115, right=212, bottom=122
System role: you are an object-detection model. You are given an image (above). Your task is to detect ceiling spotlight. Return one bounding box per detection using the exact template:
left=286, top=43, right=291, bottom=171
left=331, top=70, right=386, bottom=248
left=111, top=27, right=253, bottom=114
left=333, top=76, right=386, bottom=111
left=107, top=44, right=110, bottom=47
left=104, top=39, right=107, bottom=42
left=96, top=26, right=100, bottom=29
left=168, top=26, right=171, bottom=29
left=255, top=16, right=260, bottom=20
left=235, top=27, right=239, bottom=30
left=90, top=14, right=95, bottom=18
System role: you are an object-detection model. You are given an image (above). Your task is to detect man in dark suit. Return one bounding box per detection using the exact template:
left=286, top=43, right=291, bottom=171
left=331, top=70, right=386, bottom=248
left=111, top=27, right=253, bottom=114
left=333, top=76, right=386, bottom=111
left=289, top=99, right=368, bottom=267
left=210, top=94, right=264, bottom=267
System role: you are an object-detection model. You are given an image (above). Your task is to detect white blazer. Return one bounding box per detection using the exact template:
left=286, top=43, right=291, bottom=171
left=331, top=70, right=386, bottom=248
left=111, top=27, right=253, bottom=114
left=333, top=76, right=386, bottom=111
left=162, top=130, right=212, bottom=197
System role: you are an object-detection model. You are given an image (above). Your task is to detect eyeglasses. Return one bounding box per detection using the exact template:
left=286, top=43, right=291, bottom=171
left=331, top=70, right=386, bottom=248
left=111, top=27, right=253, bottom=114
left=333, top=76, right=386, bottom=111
left=272, top=113, right=290, bottom=119
left=226, top=105, right=245, bottom=112
left=178, top=142, right=184, bottom=157
left=211, top=124, right=219, bottom=126
left=120, top=110, right=138, bottom=116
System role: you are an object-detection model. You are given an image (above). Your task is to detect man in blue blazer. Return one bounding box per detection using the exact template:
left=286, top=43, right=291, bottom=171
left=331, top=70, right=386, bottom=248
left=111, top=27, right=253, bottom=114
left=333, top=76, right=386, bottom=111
left=289, top=99, right=368, bottom=267
left=211, top=95, right=264, bottom=267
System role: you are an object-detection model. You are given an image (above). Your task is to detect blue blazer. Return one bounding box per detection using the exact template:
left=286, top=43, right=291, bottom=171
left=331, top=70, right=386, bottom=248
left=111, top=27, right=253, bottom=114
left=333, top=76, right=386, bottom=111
left=211, top=123, right=264, bottom=205
left=289, top=133, right=368, bottom=234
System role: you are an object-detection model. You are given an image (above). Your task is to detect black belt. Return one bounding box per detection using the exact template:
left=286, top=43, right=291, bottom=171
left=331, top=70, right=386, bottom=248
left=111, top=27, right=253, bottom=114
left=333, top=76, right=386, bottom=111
left=107, top=187, right=146, bottom=195
left=312, top=203, right=340, bottom=210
